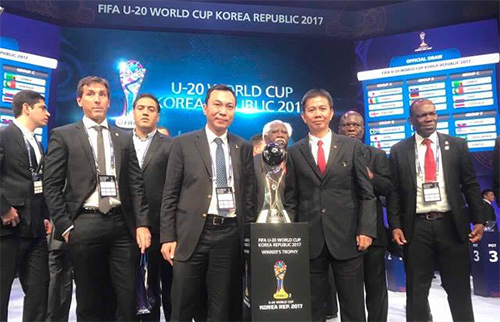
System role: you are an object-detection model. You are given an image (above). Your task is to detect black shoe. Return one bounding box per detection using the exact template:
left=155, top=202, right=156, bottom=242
left=326, top=313, right=338, bottom=319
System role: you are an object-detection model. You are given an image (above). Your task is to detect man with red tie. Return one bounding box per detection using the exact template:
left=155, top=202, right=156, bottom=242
left=387, top=98, right=485, bottom=322
left=285, top=89, right=377, bottom=322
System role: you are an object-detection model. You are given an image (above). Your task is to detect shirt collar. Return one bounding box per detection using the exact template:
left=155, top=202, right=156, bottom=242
left=205, top=125, right=228, bottom=145
left=308, top=129, right=332, bottom=146
left=134, top=129, right=157, bottom=141
left=483, top=199, right=492, bottom=205
left=415, top=131, right=438, bottom=146
left=12, top=119, right=35, bottom=138
left=82, top=116, right=109, bottom=130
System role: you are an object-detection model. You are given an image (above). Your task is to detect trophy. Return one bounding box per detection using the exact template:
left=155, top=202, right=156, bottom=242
left=256, top=143, right=291, bottom=223
left=273, top=260, right=289, bottom=299
left=115, top=60, right=146, bottom=129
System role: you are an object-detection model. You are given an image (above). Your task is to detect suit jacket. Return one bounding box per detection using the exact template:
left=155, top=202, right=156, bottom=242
left=493, top=137, right=500, bottom=203
left=43, top=120, right=149, bottom=241
left=160, top=129, right=255, bottom=262
left=284, top=132, right=377, bottom=260
left=483, top=200, right=497, bottom=222
left=387, top=132, right=485, bottom=243
left=362, top=144, right=392, bottom=247
left=0, top=123, right=48, bottom=237
left=138, top=132, right=172, bottom=236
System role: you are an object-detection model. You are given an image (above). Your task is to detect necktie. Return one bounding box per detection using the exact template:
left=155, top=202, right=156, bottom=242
left=214, top=138, right=229, bottom=217
left=423, top=138, right=436, bottom=182
left=317, top=140, right=326, bottom=175
left=94, top=125, right=111, bottom=214
left=27, top=140, right=38, bottom=170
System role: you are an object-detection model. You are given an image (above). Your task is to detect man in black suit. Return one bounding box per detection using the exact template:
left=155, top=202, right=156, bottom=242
left=132, top=93, right=172, bottom=321
left=339, top=111, right=391, bottom=322
left=160, top=84, right=255, bottom=321
left=482, top=189, right=497, bottom=231
left=285, top=89, right=376, bottom=322
left=493, top=137, right=500, bottom=206
left=44, top=76, right=150, bottom=321
left=254, top=119, right=292, bottom=213
left=387, top=98, right=485, bottom=322
left=0, top=90, right=52, bottom=321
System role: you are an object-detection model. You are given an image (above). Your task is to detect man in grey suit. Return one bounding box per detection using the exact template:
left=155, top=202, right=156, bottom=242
left=132, top=93, right=173, bottom=321
left=285, top=89, right=376, bottom=322
left=44, top=76, right=150, bottom=321
left=387, top=98, right=485, bottom=321
left=0, top=90, right=52, bottom=322
left=160, top=84, right=255, bottom=321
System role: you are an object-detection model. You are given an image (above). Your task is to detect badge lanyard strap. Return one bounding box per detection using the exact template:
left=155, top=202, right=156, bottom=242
left=83, top=126, right=116, bottom=174
left=414, top=138, right=440, bottom=181
left=23, top=138, right=42, bottom=174
left=211, top=141, right=234, bottom=187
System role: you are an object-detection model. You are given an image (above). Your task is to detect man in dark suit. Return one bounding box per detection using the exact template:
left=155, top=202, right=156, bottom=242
left=132, top=93, right=172, bottom=321
left=44, top=76, right=150, bottom=321
left=387, top=98, right=485, bottom=322
left=160, top=84, right=255, bottom=321
left=0, top=90, right=52, bottom=321
left=254, top=119, right=292, bottom=214
left=493, top=137, right=500, bottom=206
left=482, top=189, right=497, bottom=231
left=285, top=89, right=377, bottom=322
left=339, top=111, right=391, bottom=322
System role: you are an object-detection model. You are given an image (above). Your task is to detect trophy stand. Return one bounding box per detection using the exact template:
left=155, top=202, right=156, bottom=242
left=243, top=143, right=311, bottom=321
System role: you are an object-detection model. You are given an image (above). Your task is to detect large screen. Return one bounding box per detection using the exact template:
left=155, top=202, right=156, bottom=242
left=356, top=19, right=499, bottom=153
left=56, top=26, right=355, bottom=141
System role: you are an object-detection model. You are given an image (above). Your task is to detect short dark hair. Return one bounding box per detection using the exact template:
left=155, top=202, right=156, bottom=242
left=300, top=88, right=333, bottom=113
left=77, top=76, right=110, bottom=98
left=204, top=84, right=237, bottom=106
left=482, top=189, right=494, bottom=197
left=250, top=133, right=263, bottom=147
left=133, top=93, right=160, bottom=112
left=409, top=98, right=435, bottom=117
left=12, top=90, right=45, bottom=118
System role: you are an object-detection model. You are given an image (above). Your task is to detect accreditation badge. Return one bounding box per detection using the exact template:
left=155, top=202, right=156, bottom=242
left=216, top=187, right=235, bottom=210
left=422, top=182, right=441, bottom=202
left=99, top=175, right=118, bottom=197
left=32, top=172, right=43, bottom=194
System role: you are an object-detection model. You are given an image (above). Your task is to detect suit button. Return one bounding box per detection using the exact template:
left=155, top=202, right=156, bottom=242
left=322, top=209, right=326, bottom=213
left=202, top=213, right=207, bottom=217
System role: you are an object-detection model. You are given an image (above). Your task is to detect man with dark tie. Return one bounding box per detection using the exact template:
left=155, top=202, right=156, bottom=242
left=481, top=189, right=497, bottom=231
left=44, top=76, right=150, bottom=321
left=132, top=93, right=173, bottom=321
left=387, top=98, right=485, bottom=322
left=285, top=89, right=376, bottom=322
left=160, top=84, right=255, bottom=321
left=0, top=90, right=52, bottom=321
left=339, top=111, right=391, bottom=322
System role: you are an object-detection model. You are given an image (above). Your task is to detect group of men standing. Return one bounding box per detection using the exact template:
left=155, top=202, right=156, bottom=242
left=0, top=76, right=493, bottom=322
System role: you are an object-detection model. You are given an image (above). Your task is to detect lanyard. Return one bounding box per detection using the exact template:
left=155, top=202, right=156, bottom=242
left=211, top=139, right=234, bottom=187
left=23, top=138, right=42, bottom=174
left=414, top=137, right=440, bottom=181
left=83, top=125, right=116, bottom=174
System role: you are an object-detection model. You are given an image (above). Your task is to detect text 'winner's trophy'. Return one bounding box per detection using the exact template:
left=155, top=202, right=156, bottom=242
left=256, top=143, right=291, bottom=224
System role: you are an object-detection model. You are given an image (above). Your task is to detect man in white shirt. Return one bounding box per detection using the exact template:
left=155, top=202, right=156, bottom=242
left=387, top=98, right=485, bottom=321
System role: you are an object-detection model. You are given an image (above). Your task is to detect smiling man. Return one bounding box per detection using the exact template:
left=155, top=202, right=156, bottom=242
left=44, top=76, right=150, bottom=321
left=160, top=84, right=255, bottom=321
left=285, top=89, right=376, bottom=322
left=387, top=98, right=485, bottom=321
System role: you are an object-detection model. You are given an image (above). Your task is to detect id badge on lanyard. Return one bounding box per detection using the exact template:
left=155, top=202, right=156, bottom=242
left=422, top=182, right=441, bottom=202
left=216, top=187, right=235, bottom=210
left=99, top=175, right=118, bottom=197
left=32, top=172, right=43, bottom=194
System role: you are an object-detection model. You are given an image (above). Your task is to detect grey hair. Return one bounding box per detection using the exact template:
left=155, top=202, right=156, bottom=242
left=262, top=119, right=293, bottom=137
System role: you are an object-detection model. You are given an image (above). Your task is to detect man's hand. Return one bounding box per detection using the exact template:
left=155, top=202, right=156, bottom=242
left=136, top=227, right=151, bottom=254
left=1, top=207, right=20, bottom=227
left=44, top=219, right=52, bottom=235
left=469, top=224, right=485, bottom=243
left=63, top=231, right=70, bottom=243
left=392, top=228, right=407, bottom=246
left=161, top=242, right=177, bottom=265
left=366, top=167, right=374, bottom=180
left=356, top=234, right=373, bottom=251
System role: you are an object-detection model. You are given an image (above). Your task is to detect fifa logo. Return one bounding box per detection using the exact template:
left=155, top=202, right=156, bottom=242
left=273, top=260, right=289, bottom=299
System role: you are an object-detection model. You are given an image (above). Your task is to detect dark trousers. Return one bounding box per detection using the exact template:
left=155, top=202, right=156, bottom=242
left=139, top=235, right=173, bottom=322
left=46, top=246, right=73, bottom=322
left=69, top=211, right=138, bottom=321
left=0, top=236, right=49, bottom=322
left=171, top=219, right=240, bottom=322
left=404, top=215, right=474, bottom=322
left=310, top=245, right=365, bottom=322
left=324, top=266, right=338, bottom=317
left=364, top=245, right=388, bottom=322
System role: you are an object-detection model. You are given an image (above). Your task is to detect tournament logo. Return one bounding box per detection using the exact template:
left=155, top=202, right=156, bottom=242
left=415, top=32, right=432, bottom=52
left=273, top=260, right=289, bottom=299
left=115, top=60, right=146, bottom=129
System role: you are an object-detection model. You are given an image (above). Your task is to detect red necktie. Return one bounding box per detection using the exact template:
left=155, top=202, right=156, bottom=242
left=423, top=138, right=436, bottom=182
left=317, top=140, right=326, bottom=175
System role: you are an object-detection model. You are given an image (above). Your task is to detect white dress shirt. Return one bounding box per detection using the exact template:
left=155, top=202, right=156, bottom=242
left=132, top=129, right=156, bottom=169
left=308, top=129, right=332, bottom=165
left=205, top=125, right=236, bottom=217
left=13, top=119, right=42, bottom=166
left=414, top=131, right=451, bottom=213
